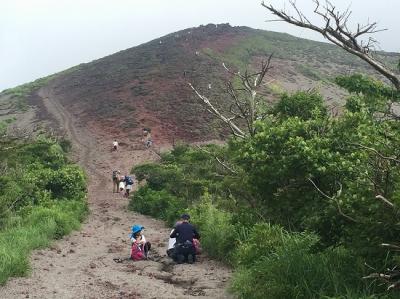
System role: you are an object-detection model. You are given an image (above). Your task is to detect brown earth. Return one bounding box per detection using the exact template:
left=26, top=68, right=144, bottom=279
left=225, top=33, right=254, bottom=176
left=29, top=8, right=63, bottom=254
left=0, top=87, right=232, bottom=299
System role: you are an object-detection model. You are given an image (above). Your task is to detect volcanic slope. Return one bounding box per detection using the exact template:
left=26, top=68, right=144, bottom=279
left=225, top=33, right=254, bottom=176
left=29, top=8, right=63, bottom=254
left=0, top=86, right=233, bottom=298
left=3, top=23, right=399, bottom=144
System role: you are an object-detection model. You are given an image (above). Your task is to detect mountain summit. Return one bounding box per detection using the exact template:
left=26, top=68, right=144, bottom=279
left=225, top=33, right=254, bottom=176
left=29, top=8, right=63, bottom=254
left=3, top=23, right=398, bottom=143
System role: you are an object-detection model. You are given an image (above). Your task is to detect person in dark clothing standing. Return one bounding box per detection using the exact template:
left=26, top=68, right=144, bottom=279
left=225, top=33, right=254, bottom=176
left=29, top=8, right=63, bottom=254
left=169, top=214, right=200, bottom=264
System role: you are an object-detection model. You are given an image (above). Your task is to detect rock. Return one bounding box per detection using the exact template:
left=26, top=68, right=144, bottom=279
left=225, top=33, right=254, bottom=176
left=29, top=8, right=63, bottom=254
left=89, top=262, right=96, bottom=269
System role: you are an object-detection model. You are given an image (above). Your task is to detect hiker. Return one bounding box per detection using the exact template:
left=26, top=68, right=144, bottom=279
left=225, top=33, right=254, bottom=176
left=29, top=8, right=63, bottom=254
left=169, top=214, right=200, bottom=264
left=118, top=176, right=125, bottom=193
left=123, top=175, right=134, bottom=197
left=167, top=220, right=201, bottom=258
left=112, top=170, right=121, bottom=193
left=112, top=140, right=119, bottom=151
left=130, top=225, right=151, bottom=260
left=142, top=128, right=152, bottom=148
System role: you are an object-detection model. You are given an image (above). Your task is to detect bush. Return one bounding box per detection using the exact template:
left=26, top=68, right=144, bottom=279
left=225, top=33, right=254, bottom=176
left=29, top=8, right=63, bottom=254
left=0, top=200, right=87, bottom=284
left=188, top=194, right=237, bottom=262
left=0, top=137, right=87, bottom=284
left=231, top=223, right=381, bottom=299
left=129, top=187, right=186, bottom=226
left=273, top=90, right=327, bottom=120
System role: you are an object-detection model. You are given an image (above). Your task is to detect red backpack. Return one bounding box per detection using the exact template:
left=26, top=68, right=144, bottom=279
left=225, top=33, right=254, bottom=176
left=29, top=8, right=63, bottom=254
left=130, top=243, right=145, bottom=261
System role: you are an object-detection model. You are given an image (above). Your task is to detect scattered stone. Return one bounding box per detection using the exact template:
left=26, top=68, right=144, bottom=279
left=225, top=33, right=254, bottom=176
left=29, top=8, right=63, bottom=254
left=89, top=262, right=96, bottom=269
left=69, top=249, right=75, bottom=253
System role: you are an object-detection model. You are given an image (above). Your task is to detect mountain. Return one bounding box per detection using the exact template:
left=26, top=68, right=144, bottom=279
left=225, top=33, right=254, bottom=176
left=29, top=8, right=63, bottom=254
left=1, top=23, right=399, bottom=144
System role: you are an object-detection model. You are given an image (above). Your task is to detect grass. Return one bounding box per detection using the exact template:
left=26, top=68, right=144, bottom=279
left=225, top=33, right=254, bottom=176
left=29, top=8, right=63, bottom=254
left=0, top=137, right=88, bottom=285
left=0, top=200, right=87, bottom=284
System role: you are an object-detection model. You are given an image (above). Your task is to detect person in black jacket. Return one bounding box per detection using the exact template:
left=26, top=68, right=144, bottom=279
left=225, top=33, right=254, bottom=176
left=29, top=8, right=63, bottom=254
left=169, top=214, right=200, bottom=264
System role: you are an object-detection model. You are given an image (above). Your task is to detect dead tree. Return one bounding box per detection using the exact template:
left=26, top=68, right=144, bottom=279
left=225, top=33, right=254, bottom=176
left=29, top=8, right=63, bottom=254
left=189, top=54, right=273, bottom=138
left=261, top=0, right=400, bottom=91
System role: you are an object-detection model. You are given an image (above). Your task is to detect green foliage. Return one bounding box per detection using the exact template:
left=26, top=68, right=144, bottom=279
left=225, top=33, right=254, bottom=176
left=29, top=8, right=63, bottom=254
left=0, top=137, right=87, bottom=284
left=273, top=90, right=327, bottom=120
left=128, top=75, right=400, bottom=297
left=231, top=224, right=380, bottom=299
left=234, top=96, right=400, bottom=257
left=336, top=74, right=399, bottom=114
left=188, top=194, right=236, bottom=262
left=0, top=200, right=87, bottom=284
left=129, top=186, right=185, bottom=226
left=0, top=117, right=15, bottom=136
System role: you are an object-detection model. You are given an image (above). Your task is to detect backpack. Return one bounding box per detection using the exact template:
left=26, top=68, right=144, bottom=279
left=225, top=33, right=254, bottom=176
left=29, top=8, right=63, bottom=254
left=125, top=176, right=134, bottom=185
left=130, top=243, right=145, bottom=261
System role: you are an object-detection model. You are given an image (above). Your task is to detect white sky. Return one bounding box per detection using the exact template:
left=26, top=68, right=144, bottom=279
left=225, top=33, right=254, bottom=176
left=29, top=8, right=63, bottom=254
left=1, top=0, right=399, bottom=91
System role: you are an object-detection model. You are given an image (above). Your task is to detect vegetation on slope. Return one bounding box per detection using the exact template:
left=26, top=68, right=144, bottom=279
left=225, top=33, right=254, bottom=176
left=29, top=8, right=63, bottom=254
left=129, top=72, right=400, bottom=298
left=0, top=136, right=87, bottom=284
left=6, top=23, right=398, bottom=143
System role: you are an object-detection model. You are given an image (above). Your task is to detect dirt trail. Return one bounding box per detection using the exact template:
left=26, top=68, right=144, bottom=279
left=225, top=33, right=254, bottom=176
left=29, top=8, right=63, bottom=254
left=0, top=89, right=232, bottom=299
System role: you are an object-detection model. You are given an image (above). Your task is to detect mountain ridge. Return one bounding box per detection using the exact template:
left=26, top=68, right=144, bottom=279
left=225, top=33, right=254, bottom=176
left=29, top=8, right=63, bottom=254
left=1, top=23, right=399, bottom=144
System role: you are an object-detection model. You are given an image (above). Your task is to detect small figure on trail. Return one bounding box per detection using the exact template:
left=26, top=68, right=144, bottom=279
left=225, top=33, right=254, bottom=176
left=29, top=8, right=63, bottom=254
left=169, top=214, right=200, bottom=264
left=145, top=138, right=153, bottom=148
left=130, top=225, right=151, bottom=260
left=142, top=128, right=153, bottom=148
left=123, top=175, right=134, bottom=197
left=112, top=139, right=119, bottom=151
left=112, top=170, right=121, bottom=193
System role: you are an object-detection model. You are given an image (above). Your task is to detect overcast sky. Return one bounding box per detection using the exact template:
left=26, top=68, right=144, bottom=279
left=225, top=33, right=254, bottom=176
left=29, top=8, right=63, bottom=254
left=1, top=0, right=399, bottom=91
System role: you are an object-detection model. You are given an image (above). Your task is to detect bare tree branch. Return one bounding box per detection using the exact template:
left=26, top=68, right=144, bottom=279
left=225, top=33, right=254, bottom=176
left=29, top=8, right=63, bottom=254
left=349, top=143, right=400, bottom=164
left=188, top=83, right=246, bottom=138
left=376, top=195, right=396, bottom=209
left=195, top=145, right=238, bottom=174
left=261, top=0, right=400, bottom=90
left=190, top=55, right=273, bottom=138
left=308, top=177, right=358, bottom=222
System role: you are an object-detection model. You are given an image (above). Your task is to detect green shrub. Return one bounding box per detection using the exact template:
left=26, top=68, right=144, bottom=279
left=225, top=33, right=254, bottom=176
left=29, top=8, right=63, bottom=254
left=188, top=194, right=236, bottom=262
left=0, top=137, right=87, bottom=284
left=231, top=223, right=380, bottom=299
left=0, top=200, right=87, bottom=284
left=129, top=187, right=186, bottom=225
left=45, top=165, right=86, bottom=200
left=273, top=90, right=327, bottom=120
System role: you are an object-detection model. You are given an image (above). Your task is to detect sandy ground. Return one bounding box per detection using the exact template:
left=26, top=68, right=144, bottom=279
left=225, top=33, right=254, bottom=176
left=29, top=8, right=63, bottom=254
left=0, top=88, right=232, bottom=299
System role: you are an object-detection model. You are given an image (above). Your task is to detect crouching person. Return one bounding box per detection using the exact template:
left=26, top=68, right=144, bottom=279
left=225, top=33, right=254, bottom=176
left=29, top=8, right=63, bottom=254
left=169, top=214, right=200, bottom=264
left=130, top=225, right=151, bottom=260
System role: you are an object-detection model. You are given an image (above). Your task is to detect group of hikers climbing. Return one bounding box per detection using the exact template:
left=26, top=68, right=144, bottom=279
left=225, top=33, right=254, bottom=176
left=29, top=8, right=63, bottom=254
left=129, top=214, right=201, bottom=264
left=111, top=136, right=201, bottom=265
left=112, top=170, right=134, bottom=197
